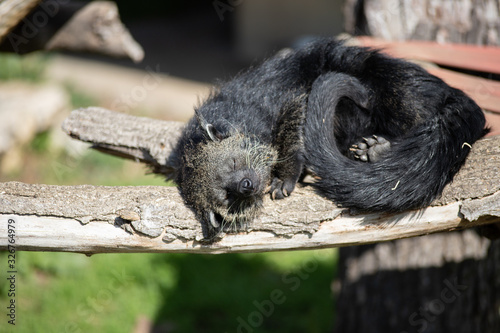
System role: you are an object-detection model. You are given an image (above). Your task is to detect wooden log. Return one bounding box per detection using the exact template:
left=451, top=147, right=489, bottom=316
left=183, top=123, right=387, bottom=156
left=0, top=0, right=40, bottom=43
left=0, top=182, right=499, bottom=255
left=61, top=107, right=185, bottom=176
left=0, top=107, right=498, bottom=254
left=46, top=1, right=144, bottom=62
left=334, top=230, right=500, bottom=332
left=0, top=1, right=144, bottom=62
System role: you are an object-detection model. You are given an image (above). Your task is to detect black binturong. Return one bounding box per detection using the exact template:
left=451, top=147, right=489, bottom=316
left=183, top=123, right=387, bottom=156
left=169, top=38, right=488, bottom=241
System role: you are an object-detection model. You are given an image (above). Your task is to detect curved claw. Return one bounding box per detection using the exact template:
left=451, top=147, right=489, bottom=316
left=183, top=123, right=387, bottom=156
left=208, top=210, right=220, bottom=229
left=270, top=177, right=295, bottom=200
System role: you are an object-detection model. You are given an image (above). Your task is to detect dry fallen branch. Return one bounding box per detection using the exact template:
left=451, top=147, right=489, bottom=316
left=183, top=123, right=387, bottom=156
left=45, top=1, right=144, bottom=62
left=1, top=107, right=499, bottom=254
left=0, top=1, right=144, bottom=62
left=0, top=0, right=40, bottom=43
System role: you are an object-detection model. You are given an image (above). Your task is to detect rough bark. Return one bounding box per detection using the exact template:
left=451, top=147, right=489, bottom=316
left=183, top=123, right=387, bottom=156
left=335, top=232, right=500, bottom=332
left=0, top=181, right=499, bottom=255
left=62, top=107, right=500, bottom=205
left=344, top=0, right=500, bottom=45
left=0, top=0, right=40, bottom=43
left=61, top=107, right=186, bottom=177
left=0, top=0, right=144, bottom=62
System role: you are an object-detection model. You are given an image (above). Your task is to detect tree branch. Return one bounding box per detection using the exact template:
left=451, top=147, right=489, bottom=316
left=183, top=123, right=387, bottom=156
left=62, top=107, right=185, bottom=177
left=0, top=0, right=40, bottom=44
left=1, top=182, right=499, bottom=255
left=1, top=107, right=499, bottom=254
left=0, top=1, right=144, bottom=62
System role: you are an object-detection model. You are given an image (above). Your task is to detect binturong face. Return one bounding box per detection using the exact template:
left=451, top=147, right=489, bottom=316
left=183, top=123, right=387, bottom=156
left=178, top=114, right=277, bottom=240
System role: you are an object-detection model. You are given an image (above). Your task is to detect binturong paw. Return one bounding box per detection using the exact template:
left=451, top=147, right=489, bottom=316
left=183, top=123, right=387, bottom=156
left=350, top=135, right=391, bottom=163
left=269, top=177, right=296, bottom=200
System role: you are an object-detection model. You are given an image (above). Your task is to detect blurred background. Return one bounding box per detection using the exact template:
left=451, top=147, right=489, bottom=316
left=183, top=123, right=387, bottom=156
left=0, top=1, right=343, bottom=332
left=1, top=0, right=499, bottom=332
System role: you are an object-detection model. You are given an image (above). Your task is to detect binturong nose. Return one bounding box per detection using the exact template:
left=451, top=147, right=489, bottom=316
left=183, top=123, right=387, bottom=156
left=237, top=170, right=260, bottom=197
left=238, top=178, right=255, bottom=195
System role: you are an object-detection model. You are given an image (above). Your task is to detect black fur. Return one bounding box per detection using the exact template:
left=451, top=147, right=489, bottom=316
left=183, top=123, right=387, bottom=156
left=171, top=38, right=487, bottom=239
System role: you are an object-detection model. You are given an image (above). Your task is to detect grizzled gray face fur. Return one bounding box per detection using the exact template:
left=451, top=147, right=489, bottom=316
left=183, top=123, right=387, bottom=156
left=179, top=126, right=277, bottom=236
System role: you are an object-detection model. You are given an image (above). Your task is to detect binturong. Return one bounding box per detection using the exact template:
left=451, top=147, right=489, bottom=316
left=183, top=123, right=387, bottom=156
left=170, top=37, right=488, bottom=241
left=178, top=111, right=278, bottom=236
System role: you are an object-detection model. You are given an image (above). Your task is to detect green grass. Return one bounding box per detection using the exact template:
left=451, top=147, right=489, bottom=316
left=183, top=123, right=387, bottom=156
left=1, top=129, right=167, bottom=186
left=44, top=147, right=167, bottom=186
left=65, top=83, right=99, bottom=109
left=0, top=250, right=336, bottom=333
left=0, top=53, right=49, bottom=82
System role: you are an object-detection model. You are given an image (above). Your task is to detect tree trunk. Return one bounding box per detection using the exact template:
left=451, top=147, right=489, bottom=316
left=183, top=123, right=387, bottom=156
left=335, top=231, right=500, bottom=332
left=344, top=0, right=500, bottom=45
left=337, top=1, right=500, bottom=331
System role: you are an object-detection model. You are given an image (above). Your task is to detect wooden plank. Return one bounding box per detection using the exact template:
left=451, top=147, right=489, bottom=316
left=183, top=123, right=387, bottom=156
left=355, top=37, right=500, bottom=114
left=425, top=67, right=500, bottom=114
left=358, top=37, right=500, bottom=75
left=485, top=112, right=500, bottom=136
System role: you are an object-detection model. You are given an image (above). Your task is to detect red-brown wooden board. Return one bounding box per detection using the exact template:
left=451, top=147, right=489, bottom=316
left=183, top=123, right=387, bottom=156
left=358, top=37, right=500, bottom=75
left=426, top=67, right=500, bottom=114
left=357, top=37, right=500, bottom=115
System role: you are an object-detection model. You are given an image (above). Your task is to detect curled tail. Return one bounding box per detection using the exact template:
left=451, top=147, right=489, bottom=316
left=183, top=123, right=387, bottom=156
left=304, top=72, right=488, bottom=212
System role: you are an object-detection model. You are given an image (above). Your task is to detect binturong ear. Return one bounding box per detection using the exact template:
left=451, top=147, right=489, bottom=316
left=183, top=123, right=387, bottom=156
left=195, top=109, right=223, bottom=142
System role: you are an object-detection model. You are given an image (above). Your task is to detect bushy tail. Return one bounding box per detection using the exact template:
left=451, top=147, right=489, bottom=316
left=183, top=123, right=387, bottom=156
left=304, top=72, right=487, bottom=212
